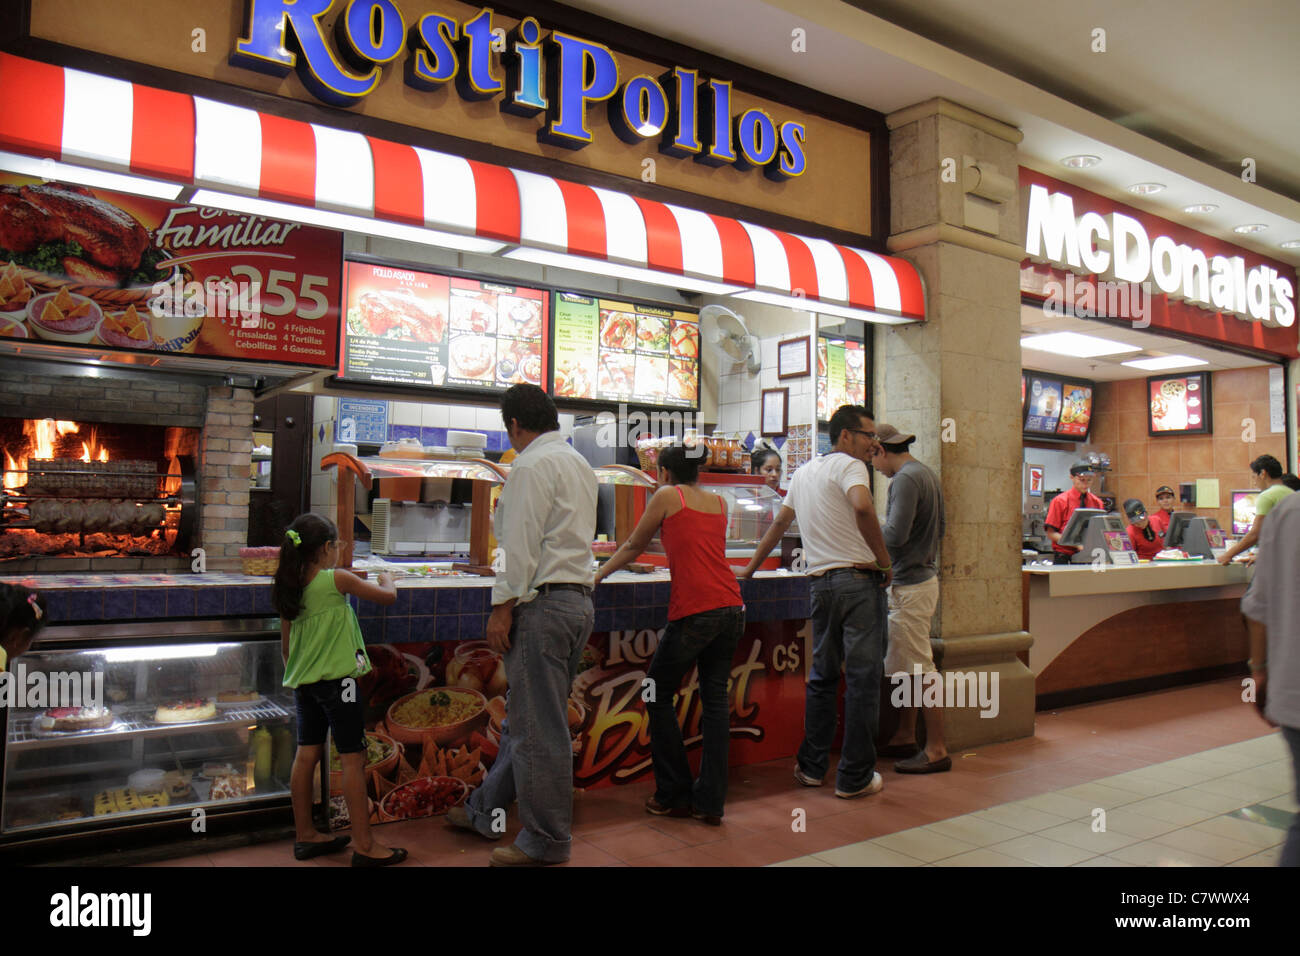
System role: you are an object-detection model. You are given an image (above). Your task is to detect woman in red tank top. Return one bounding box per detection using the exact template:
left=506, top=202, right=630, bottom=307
left=594, top=443, right=745, bottom=825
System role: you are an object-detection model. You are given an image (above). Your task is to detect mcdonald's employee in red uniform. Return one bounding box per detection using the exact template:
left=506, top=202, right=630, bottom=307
left=1123, top=498, right=1164, bottom=560
left=1045, top=462, right=1104, bottom=564
left=1149, top=485, right=1177, bottom=538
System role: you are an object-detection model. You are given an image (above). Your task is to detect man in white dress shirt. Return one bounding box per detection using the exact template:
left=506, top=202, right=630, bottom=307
left=448, top=384, right=596, bottom=866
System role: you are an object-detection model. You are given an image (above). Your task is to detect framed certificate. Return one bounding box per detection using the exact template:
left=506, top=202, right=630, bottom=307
left=777, top=335, right=811, bottom=379
left=761, top=388, right=789, bottom=437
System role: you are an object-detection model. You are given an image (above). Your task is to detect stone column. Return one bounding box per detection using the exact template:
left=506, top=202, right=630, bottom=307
left=879, top=98, right=1033, bottom=750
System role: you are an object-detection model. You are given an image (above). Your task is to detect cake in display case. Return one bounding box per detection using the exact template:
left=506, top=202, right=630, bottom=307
left=1, top=625, right=294, bottom=837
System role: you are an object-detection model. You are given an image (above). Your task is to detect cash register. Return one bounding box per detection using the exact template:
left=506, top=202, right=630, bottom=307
left=1057, top=507, right=1139, bottom=565
left=1163, top=511, right=1228, bottom=561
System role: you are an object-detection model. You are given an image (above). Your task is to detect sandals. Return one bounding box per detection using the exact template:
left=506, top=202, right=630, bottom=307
left=351, top=846, right=409, bottom=867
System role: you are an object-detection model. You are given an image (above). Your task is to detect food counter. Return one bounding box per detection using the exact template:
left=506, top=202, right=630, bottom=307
left=0, top=566, right=815, bottom=856
left=1023, top=561, right=1252, bottom=708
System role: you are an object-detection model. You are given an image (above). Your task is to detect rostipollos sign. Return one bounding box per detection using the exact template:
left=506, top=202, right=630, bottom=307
left=231, top=1, right=808, bottom=181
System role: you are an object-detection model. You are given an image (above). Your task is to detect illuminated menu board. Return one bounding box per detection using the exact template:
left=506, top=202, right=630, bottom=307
left=340, top=261, right=547, bottom=391
left=816, top=337, right=867, bottom=421
left=552, top=292, right=700, bottom=409
left=1023, top=374, right=1063, bottom=436
left=1056, top=382, right=1094, bottom=438
left=1148, top=372, right=1212, bottom=435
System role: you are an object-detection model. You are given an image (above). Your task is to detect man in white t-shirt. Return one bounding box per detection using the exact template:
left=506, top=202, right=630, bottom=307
left=742, top=406, right=893, bottom=798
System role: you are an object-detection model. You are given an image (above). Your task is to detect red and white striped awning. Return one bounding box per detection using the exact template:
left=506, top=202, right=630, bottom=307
left=0, top=53, right=925, bottom=320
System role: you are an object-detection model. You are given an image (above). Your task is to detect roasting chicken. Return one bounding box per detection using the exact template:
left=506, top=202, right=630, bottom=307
left=357, top=289, right=446, bottom=343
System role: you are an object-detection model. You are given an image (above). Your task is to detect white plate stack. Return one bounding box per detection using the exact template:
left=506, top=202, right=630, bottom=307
left=447, top=430, right=487, bottom=459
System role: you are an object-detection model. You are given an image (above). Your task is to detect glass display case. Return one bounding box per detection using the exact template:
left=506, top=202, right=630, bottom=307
left=635, top=476, right=793, bottom=562
left=1, top=620, right=293, bottom=840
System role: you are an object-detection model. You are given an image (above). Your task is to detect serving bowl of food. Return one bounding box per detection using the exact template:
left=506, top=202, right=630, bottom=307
left=0, top=312, right=28, bottom=338
left=27, top=289, right=102, bottom=343
left=328, top=730, right=400, bottom=790
left=378, top=775, right=467, bottom=821
left=385, top=686, right=488, bottom=747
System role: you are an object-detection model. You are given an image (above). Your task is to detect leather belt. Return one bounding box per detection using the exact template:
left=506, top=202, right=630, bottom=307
left=812, top=566, right=886, bottom=580
left=538, top=582, right=593, bottom=596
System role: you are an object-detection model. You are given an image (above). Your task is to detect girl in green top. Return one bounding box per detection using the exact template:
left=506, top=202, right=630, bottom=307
left=272, top=514, right=406, bottom=867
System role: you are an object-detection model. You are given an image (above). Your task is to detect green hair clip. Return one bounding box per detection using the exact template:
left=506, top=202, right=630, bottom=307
left=286, top=529, right=302, bottom=547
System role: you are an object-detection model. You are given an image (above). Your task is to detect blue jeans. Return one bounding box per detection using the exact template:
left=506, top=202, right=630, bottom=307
left=1283, top=725, right=1300, bottom=867
left=646, top=605, right=745, bottom=817
left=798, top=568, right=888, bottom=792
left=462, top=589, right=594, bottom=862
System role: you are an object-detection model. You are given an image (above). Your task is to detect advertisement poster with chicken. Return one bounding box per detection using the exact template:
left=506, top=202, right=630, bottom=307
left=330, top=622, right=806, bottom=828
left=0, top=175, right=341, bottom=366
left=340, top=262, right=547, bottom=392
left=552, top=292, right=700, bottom=409
left=1055, top=383, right=1093, bottom=438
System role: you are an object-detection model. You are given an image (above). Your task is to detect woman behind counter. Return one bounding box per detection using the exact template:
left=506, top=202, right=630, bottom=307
left=594, top=443, right=745, bottom=825
left=751, top=446, right=782, bottom=491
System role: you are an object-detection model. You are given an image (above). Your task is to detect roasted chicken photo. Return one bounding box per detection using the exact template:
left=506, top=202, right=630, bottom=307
left=0, top=183, right=158, bottom=286
left=356, top=289, right=447, bottom=342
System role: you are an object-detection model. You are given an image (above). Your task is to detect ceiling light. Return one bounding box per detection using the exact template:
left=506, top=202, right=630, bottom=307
left=1020, top=332, right=1142, bottom=358
left=1233, top=223, right=1268, bottom=234
left=732, top=289, right=913, bottom=325
left=503, top=246, right=745, bottom=296
left=0, top=149, right=184, bottom=200
left=1121, top=355, right=1210, bottom=371
left=1280, top=240, right=1300, bottom=250
left=1127, top=182, right=1165, bottom=195
left=1060, top=155, right=1101, bottom=169
left=189, top=190, right=506, bottom=254
left=1183, top=203, right=1218, bottom=214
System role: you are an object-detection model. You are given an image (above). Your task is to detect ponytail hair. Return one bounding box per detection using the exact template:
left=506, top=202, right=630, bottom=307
left=0, top=582, right=48, bottom=649
left=271, top=514, right=338, bottom=621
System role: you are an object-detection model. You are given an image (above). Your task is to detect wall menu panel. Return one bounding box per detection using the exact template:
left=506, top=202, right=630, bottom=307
left=552, top=292, right=699, bottom=410
left=340, top=261, right=547, bottom=392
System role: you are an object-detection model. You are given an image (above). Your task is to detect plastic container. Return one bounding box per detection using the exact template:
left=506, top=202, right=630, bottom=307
left=128, top=769, right=166, bottom=794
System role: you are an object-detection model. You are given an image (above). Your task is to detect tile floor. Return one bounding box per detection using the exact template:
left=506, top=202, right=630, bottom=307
left=138, top=678, right=1297, bottom=868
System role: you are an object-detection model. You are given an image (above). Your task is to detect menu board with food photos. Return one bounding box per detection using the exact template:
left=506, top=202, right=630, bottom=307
left=1056, top=382, right=1094, bottom=438
left=1023, top=373, right=1064, bottom=436
left=1148, top=373, right=1212, bottom=435
left=816, top=337, right=867, bottom=421
left=551, top=292, right=699, bottom=409
left=340, top=262, right=547, bottom=391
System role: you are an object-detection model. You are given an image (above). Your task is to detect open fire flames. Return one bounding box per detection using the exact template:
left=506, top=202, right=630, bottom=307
left=1, top=418, right=185, bottom=559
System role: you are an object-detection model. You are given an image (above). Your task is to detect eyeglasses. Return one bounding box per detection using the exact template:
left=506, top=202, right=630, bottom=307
left=845, top=428, right=878, bottom=440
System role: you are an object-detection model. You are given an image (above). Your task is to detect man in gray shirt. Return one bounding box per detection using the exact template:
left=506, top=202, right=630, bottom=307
left=1240, top=490, right=1300, bottom=867
left=871, top=424, right=949, bottom=773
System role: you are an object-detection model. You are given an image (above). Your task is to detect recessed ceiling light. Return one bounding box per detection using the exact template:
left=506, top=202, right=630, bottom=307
left=1234, top=223, right=1268, bottom=234
left=1060, top=154, right=1101, bottom=169
left=1121, top=355, right=1210, bottom=371
left=1280, top=240, right=1300, bottom=250
left=1021, top=332, right=1143, bottom=358
left=1183, top=203, right=1218, bottom=214
left=1128, top=182, right=1166, bottom=195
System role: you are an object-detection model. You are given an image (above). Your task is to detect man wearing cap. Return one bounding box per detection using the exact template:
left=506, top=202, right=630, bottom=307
left=1123, top=499, right=1164, bottom=561
left=1150, top=486, right=1177, bottom=538
left=871, top=425, right=949, bottom=773
left=1044, top=462, right=1104, bottom=565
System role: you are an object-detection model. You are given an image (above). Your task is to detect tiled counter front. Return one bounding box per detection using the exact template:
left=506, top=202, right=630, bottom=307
left=14, top=572, right=812, bottom=637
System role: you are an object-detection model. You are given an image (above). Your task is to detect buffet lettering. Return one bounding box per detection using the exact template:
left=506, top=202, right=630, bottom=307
left=231, top=0, right=808, bottom=180
left=0, top=664, right=103, bottom=711
left=1025, top=183, right=1295, bottom=327
left=579, top=630, right=766, bottom=782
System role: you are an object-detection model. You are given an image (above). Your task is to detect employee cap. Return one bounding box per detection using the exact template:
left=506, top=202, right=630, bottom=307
left=1069, top=461, right=1095, bottom=476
